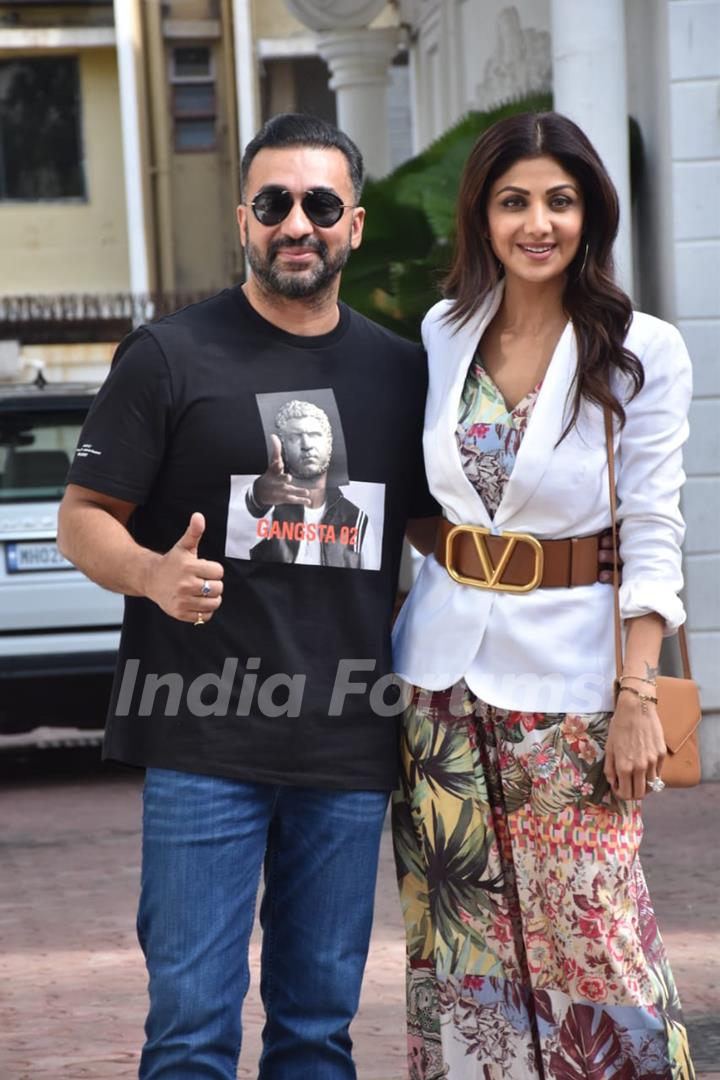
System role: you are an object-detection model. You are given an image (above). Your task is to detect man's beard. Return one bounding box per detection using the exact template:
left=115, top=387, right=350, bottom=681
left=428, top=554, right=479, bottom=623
left=244, top=232, right=352, bottom=300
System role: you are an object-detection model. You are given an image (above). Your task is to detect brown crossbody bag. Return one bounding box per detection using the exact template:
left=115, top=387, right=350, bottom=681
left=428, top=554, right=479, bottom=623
left=604, top=407, right=702, bottom=787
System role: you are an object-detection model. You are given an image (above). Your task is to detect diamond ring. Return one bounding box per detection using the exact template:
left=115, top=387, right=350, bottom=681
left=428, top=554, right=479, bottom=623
left=201, top=580, right=211, bottom=597
left=647, top=777, right=665, bottom=793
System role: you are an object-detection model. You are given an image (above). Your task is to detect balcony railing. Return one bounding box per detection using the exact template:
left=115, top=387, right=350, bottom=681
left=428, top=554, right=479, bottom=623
left=0, top=291, right=219, bottom=344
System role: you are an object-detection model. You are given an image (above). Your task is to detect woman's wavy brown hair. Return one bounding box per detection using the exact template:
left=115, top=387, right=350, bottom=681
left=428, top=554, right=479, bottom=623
left=443, top=111, right=643, bottom=436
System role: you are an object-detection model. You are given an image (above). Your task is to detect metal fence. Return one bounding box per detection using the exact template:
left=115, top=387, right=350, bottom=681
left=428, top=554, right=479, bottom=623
left=0, top=291, right=218, bottom=344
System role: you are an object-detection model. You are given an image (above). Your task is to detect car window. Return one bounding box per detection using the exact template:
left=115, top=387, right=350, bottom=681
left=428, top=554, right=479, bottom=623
left=0, top=409, right=85, bottom=502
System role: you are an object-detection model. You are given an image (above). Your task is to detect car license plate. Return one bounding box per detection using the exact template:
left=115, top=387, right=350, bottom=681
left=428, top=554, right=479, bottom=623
left=5, top=540, right=74, bottom=573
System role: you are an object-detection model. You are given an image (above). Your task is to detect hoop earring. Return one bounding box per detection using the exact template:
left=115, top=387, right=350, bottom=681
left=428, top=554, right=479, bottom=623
left=578, top=241, right=589, bottom=278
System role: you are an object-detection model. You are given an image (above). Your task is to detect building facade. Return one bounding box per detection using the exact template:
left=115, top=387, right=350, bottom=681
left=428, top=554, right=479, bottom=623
left=0, top=0, right=718, bottom=772
left=0, top=0, right=242, bottom=303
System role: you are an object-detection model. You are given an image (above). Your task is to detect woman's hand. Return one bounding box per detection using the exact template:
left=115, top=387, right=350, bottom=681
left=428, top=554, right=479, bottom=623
left=603, top=692, right=666, bottom=800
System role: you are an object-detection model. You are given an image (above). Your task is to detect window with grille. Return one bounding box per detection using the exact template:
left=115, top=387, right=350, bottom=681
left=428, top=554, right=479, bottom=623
left=0, top=56, right=86, bottom=201
left=170, top=45, right=216, bottom=153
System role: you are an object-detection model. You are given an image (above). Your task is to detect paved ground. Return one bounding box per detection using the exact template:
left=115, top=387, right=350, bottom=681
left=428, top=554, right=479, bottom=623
left=0, top=747, right=718, bottom=1079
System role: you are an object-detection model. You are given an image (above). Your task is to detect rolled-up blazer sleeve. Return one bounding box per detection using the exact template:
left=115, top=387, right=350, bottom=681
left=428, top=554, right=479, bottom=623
left=616, top=322, right=692, bottom=634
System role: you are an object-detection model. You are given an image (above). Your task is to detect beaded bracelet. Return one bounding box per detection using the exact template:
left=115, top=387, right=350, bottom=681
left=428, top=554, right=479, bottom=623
left=617, top=684, right=658, bottom=714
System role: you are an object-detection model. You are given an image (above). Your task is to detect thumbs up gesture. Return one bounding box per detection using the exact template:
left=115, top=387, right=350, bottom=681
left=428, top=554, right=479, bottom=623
left=146, top=512, right=225, bottom=623
left=252, top=434, right=313, bottom=512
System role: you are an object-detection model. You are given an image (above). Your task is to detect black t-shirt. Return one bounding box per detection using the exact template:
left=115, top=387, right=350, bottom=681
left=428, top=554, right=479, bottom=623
left=68, top=287, right=437, bottom=790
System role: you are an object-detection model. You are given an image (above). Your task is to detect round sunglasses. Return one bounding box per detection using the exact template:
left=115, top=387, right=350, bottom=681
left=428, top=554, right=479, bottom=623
left=250, top=188, right=355, bottom=229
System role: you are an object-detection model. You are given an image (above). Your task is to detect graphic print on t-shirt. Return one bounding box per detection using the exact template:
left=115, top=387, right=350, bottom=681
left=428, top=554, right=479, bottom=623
left=225, top=388, right=385, bottom=570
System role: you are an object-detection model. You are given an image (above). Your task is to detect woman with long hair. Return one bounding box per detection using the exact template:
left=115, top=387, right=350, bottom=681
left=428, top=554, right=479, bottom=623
left=393, top=112, right=695, bottom=1078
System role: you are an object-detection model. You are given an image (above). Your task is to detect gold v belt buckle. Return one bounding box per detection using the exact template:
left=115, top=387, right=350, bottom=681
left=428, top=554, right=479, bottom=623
left=444, top=524, right=544, bottom=593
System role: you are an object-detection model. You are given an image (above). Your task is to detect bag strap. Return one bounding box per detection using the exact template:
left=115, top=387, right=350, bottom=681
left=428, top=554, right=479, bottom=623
left=603, top=406, right=693, bottom=681
left=603, top=407, right=624, bottom=684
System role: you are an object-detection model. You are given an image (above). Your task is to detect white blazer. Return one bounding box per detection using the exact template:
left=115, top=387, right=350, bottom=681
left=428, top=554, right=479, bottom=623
left=393, top=285, right=692, bottom=713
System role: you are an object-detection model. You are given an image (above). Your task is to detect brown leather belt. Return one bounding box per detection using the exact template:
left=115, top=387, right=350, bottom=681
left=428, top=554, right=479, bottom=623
left=435, top=518, right=602, bottom=592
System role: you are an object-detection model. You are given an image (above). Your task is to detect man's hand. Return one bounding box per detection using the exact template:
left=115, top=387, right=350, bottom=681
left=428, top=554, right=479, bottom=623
left=145, top=512, right=225, bottom=623
left=252, top=435, right=312, bottom=512
left=598, top=526, right=622, bottom=584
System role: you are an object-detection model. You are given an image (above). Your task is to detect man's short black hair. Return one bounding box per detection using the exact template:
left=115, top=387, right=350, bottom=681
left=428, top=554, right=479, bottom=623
left=241, top=113, right=364, bottom=202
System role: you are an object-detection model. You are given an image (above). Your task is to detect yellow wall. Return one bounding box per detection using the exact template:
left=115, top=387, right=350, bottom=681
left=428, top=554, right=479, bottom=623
left=0, top=47, right=130, bottom=296
left=252, top=0, right=306, bottom=40
left=170, top=151, right=237, bottom=293
left=252, top=0, right=399, bottom=38
left=165, top=31, right=242, bottom=292
left=169, top=0, right=220, bottom=19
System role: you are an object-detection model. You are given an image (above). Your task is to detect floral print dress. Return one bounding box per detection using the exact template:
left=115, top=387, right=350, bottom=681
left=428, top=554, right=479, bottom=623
left=392, top=357, right=694, bottom=1079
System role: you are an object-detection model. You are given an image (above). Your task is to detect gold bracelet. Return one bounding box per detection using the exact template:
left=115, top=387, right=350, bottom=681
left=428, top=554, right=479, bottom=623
left=620, top=674, right=657, bottom=688
left=617, top=684, right=658, bottom=714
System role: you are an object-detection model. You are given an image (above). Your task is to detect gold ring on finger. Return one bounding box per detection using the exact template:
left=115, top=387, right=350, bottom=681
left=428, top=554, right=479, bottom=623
left=194, top=612, right=205, bottom=627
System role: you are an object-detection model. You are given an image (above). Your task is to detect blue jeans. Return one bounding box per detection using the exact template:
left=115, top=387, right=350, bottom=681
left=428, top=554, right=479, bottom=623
left=137, top=768, right=388, bottom=1079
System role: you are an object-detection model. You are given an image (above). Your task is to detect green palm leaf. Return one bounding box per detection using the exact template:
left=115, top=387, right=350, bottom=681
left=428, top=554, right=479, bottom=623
left=392, top=792, right=426, bottom=883
left=424, top=799, right=504, bottom=954
left=498, top=751, right=532, bottom=813
left=403, top=718, right=476, bottom=800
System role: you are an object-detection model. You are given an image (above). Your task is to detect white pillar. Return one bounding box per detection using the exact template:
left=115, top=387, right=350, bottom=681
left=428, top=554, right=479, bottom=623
left=551, top=0, right=634, bottom=294
left=113, top=0, right=150, bottom=296
left=317, top=28, right=400, bottom=178
left=232, top=0, right=259, bottom=162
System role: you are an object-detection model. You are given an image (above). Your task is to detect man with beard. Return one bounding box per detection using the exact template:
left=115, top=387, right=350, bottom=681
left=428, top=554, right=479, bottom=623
left=57, top=114, right=438, bottom=1078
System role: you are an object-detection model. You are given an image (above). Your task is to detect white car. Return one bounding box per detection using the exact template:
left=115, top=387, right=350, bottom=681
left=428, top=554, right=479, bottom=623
left=0, top=377, right=122, bottom=736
